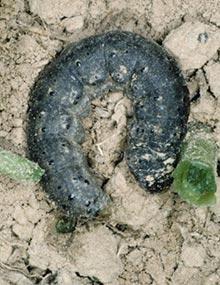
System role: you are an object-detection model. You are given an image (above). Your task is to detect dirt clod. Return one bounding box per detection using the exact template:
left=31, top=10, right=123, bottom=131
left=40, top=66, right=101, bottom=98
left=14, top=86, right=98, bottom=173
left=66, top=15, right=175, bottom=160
left=0, top=0, right=220, bottom=284
left=164, top=21, right=220, bottom=70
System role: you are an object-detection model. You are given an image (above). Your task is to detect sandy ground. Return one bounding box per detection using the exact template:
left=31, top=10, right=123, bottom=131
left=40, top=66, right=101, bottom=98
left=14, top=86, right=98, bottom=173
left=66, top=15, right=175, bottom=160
left=0, top=0, right=220, bottom=284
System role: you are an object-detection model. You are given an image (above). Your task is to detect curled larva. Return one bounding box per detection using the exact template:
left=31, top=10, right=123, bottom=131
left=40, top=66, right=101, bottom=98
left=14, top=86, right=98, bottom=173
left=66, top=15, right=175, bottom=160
left=27, top=31, right=190, bottom=218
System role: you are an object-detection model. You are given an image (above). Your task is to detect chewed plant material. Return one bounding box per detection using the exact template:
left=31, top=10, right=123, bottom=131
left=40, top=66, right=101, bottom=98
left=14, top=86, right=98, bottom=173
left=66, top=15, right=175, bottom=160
left=27, top=31, right=189, bottom=218
left=172, top=126, right=217, bottom=206
left=0, top=147, right=44, bottom=182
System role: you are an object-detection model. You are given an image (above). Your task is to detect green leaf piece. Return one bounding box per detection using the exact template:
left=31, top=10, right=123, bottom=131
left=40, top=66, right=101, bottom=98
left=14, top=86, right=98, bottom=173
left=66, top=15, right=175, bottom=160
left=172, top=130, right=217, bottom=206
left=55, top=216, right=76, bottom=233
left=0, top=147, right=45, bottom=183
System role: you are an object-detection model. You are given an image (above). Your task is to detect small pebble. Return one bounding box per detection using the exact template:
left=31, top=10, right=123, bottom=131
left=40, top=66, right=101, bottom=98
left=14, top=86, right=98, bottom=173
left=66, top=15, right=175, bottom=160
left=62, top=16, right=84, bottom=33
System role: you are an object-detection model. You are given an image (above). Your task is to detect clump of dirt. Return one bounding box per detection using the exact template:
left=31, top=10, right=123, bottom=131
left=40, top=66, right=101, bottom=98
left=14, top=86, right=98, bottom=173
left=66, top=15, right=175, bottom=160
left=82, top=92, right=132, bottom=180
left=0, top=0, right=220, bottom=284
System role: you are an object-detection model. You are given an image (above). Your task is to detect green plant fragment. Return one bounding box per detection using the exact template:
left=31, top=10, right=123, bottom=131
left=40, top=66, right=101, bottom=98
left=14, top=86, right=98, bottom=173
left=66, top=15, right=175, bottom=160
left=0, top=147, right=45, bottom=182
left=172, top=129, right=217, bottom=206
left=55, top=216, right=76, bottom=233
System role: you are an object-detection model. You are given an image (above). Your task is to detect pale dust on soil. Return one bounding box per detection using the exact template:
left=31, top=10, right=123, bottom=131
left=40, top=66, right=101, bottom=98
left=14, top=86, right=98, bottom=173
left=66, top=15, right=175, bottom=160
left=0, top=0, right=220, bottom=284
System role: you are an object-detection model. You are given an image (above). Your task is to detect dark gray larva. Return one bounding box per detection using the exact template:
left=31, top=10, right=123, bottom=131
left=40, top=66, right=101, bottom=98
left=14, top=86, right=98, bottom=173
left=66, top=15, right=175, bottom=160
left=27, top=31, right=189, bottom=218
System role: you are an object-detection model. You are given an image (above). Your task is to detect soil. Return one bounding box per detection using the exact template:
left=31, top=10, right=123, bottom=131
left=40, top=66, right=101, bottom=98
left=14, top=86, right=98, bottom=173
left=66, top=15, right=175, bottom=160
left=0, top=1, right=220, bottom=284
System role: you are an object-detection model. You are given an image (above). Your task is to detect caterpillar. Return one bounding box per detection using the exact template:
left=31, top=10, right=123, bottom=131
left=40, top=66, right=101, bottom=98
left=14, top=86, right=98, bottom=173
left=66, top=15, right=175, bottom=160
left=27, top=31, right=190, bottom=218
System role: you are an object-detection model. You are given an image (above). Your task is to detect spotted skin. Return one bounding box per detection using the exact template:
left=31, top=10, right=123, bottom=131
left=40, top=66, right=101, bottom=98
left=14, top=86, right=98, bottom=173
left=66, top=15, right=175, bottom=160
left=27, top=31, right=190, bottom=218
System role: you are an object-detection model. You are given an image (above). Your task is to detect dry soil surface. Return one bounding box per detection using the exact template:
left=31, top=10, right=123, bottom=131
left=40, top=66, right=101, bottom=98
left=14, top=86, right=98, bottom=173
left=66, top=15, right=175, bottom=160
left=0, top=1, right=220, bottom=284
